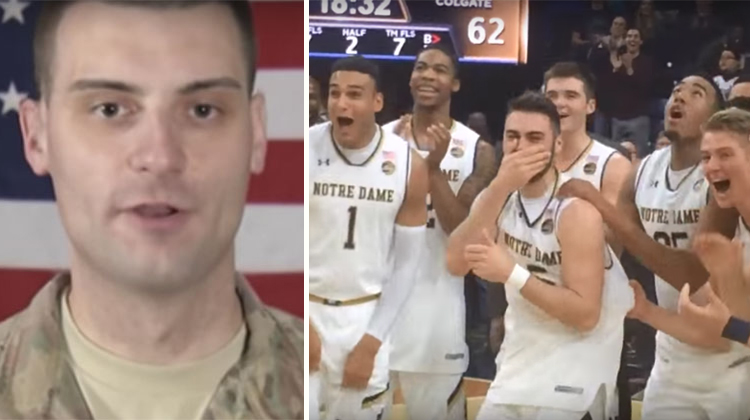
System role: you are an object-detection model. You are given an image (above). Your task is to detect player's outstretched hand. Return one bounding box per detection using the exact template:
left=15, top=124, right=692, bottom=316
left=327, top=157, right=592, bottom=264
left=310, top=321, right=321, bottom=372
left=341, top=334, right=380, bottom=390
left=557, top=178, right=599, bottom=204
left=464, top=229, right=514, bottom=283
left=693, top=233, right=745, bottom=284
left=392, top=114, right=413, bottom=140
left=495, top=145, right=550, bottom=191
left=627, top=280, right=651, bottom=320
left=424, top=123, right=452, bottom=169
left=678, top=283, right=731, bottom=341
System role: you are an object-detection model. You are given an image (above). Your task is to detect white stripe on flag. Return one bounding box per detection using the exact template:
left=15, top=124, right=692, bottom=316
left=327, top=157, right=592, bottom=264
left=256, top=69, right=303, bottom=141
left=0, top=201, right=303, bottom=273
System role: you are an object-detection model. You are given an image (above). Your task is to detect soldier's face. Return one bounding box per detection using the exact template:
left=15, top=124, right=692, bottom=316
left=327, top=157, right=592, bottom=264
left=18, top=2, right=266, bottom=292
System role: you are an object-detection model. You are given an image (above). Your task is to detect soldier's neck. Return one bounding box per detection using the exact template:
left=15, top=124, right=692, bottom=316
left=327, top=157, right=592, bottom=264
left=66, top=251, right=244, bottom=365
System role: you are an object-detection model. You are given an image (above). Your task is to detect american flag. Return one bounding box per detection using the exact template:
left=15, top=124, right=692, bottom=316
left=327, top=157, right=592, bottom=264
left=0, top=1, right=303, bottom=320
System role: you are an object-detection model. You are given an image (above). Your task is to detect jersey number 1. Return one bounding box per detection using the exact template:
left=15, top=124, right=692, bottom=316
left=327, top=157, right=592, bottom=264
left=344, top=206, right=357, bottom=249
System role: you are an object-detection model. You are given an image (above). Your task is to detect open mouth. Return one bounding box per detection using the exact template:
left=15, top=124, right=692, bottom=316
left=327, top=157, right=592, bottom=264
left=337, top=116, right=354, bottom=127
left=668, top=108, right=683, bottom=120
left=713, top=179, right=731, bottom=193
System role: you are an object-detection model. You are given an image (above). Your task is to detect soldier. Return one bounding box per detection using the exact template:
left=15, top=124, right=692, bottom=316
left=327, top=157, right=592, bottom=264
left=0, top=2, right=303, bottom=419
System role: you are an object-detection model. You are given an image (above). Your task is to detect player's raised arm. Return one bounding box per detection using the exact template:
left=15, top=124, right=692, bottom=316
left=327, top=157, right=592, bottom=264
left=698, top=193, right=739, bottom=239
left=428, top=138, right=496, bottom=234
left=519, top=199, right=606, bottom=331
left=560, top=162, right=709, bottom=291
left=363, top=149, right=428, bottom=345
left=599, top=151, right=631, bottom=255
left=678, top=284, right=750, bottom=349
left=446, top=145, right=549, bottom=277
left=629, top=281, right=730, bottom=351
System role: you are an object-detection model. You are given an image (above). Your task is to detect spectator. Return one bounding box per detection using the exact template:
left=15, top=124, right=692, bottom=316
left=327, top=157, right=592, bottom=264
left=688, top=0, right=722, bottom=56
left=713, top=47, right=742, bottom=100
left=608, top=28, right=654, bottom=155
left=569, top=0, right=613, bottom=62
left=309, top=76, right=327, bottom=126
left=466, top=112, right=493, bottom=144
left=588, top=16, right=629, bottom=137
left=633, top=0, right=663, bottom=52
left=620, top=140, right=639, bottom=163
left=728, top=74, right=750, bottom=100
left=654, top=131, right=671, bottom=150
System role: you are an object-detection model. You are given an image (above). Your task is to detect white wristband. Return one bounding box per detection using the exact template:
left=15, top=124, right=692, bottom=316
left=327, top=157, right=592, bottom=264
left=507, top=264, right=531, bottom=290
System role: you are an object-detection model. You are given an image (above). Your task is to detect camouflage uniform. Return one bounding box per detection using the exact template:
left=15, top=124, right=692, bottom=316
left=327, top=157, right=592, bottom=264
left=0, top=273, right=304, bottom=419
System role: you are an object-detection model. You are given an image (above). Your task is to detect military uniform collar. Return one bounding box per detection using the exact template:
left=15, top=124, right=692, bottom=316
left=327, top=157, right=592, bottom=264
left=0, top=272, right=303, bottom=419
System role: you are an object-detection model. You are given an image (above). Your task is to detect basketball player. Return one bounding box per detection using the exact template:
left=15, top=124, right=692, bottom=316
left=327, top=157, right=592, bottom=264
left=447, top=91, right=633, bottom=420
left=560, top=74, right=750, bottom=420
left=309, top=56, right=428, bottom=420
left=1, top=2, right=303, bottom=419
left=545, top=61, right=633, bottom=420
left=544, top=62, right=631, bottom=233
left=677, top=108, right=750, bottom=349
left=381, top=45, right=496, bottom=420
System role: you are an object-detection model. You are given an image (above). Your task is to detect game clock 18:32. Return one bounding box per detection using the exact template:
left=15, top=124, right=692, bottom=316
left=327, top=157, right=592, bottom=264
left=313, top=0, right=397, bottom=18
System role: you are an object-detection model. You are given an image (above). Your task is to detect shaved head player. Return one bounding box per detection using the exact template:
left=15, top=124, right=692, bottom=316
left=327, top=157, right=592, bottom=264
left=0, top=2, right=303, bottom=419
left=309, top=56, right=428, bottom=420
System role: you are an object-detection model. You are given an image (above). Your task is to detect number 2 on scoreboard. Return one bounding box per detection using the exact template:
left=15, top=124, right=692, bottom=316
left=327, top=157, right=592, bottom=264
left=346, top=36, right=358, bottom=54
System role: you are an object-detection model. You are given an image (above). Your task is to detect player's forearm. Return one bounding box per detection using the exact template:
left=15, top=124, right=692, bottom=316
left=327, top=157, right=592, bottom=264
left=640, top=304, right=730, bottom=351
left=519, top=276, right=601, bottom=332
left=713, top=276, right=750, bottom=322
left=428, top=167, right=469, bottom=234
left=365, top=225, right=424, bottom=342
left=593, top=194, right=709, bottom=290
left=446, top=179, right=511, bottom=275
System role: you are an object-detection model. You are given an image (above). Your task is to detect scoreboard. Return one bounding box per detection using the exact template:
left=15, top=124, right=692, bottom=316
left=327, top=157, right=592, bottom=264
left=309, top=0, right=529, bottom=64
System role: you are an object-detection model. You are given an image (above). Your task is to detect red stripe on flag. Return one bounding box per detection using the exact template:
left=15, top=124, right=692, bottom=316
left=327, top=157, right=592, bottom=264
left=245, top=273, right=303, bottom=318
left=252, top=2, right=303, bottom=69
left=247, top=140, right=303, bottom=203
left=0, top=269, right=302, bottom=321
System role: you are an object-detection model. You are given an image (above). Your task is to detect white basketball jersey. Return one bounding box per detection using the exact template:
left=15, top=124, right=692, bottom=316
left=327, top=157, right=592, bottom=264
left=486, top=172, right=633, bottom=412
left=562, top=139, right=619, bottom=191
left=382, top=120, right=480, bottom=374
left=309, top=122, right=411, bottom=300
left=635, top=146, right=750, bottom=381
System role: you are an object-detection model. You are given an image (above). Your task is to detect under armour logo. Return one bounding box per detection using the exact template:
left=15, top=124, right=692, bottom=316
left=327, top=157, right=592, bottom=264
left=318, top=159, right=330, bottom=166
left=650, top=180, right=659, bottom=188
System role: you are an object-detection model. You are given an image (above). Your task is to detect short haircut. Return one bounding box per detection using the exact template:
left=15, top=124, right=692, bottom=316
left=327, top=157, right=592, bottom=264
left=704, top=108, right=750, bottom=139
left=728, top=97, right=750, bottom=112
left=685, top=72, right=726, bottom=111
left=330, top=56, right=382, bottom=92
left=507, top=91, right=561, bottom=137
left=543, top=62, right=596, bottom=99
left=415, top=44, right=460, bottom=79
left=34, top=1, right=257, bottom=99
left=626, top=27, right=641, bottom=36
